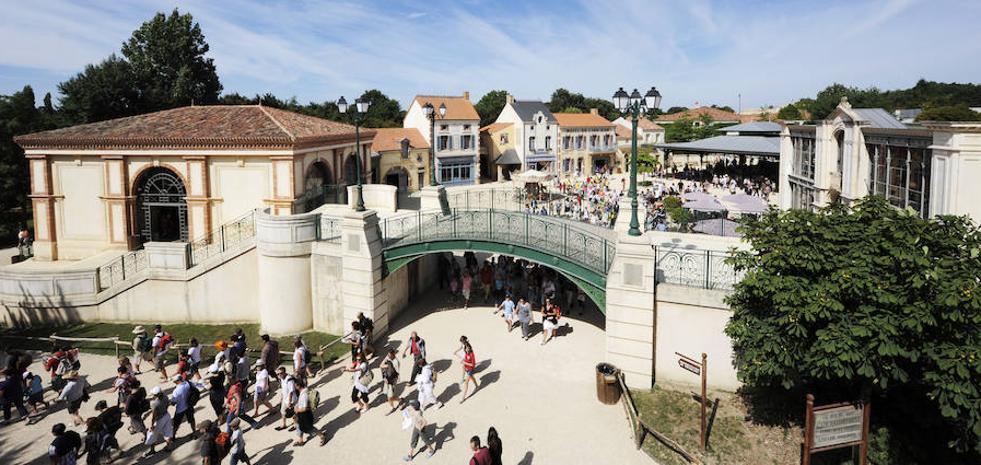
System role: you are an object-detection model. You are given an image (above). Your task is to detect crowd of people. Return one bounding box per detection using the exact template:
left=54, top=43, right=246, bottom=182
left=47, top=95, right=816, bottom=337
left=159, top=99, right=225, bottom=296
left=665, top=159, right=777, bottom=199
left=0, top=317, right=509, bottom=465
left=515, top=175, right=623, bottom=228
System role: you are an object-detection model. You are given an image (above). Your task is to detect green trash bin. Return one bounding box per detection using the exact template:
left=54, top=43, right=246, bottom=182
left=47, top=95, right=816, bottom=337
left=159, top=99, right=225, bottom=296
left=596, top=362, right=621, bottom=405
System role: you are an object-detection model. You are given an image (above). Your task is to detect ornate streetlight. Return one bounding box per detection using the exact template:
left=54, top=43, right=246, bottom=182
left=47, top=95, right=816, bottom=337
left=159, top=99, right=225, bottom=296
left=337, top=95, right=371, bottom=211
left=613, top=86, right=662, bottom=236
left=422, top=102, right=447, bottom=186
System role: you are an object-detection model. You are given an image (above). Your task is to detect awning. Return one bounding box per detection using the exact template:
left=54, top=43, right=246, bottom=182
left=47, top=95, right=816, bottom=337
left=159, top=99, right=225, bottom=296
left=720, top=193, right=770, bottom=213
left=513, top=169, right=550, bottom=184
left=494, top=149, right=521, bottom=165
left=654, top=135, right=780, bottom=158
left=682, top=197, right=727, bottom=211
left=526, top=150, right=556, bottom=162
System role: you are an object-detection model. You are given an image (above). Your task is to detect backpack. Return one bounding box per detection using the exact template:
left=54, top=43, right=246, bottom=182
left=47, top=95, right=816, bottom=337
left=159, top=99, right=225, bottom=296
left=358, top=368, right=374, bottom=387
left=214, top=432, right=232, bottom=459
left=430, top=368, right=438, bottom=383
left=309, top=389, right=320, bottom=409
left=140, top=335, right=154, bottom=353
left=157, top=332, right=173, bottom=350
left=303, top=348, right=313, bottom=364
left=187, top=386, right=201, bottom=407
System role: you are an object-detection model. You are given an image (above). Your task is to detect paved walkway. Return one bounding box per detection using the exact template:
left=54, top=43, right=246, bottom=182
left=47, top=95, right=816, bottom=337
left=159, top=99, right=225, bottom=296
left=1, top=293, right=650, bottom=465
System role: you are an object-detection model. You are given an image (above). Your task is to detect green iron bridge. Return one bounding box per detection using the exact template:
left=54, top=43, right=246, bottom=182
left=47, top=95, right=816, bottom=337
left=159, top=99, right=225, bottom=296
left=379, top=209, right=617, bottom=311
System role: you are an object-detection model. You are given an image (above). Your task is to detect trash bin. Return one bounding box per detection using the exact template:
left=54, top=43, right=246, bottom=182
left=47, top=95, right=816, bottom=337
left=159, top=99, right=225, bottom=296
left=596, top=362, right=621, bottom=405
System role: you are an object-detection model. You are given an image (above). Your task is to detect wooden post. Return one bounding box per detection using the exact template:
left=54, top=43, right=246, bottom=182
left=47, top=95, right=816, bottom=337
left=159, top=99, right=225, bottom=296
left=700, top=352, right=708, bottom=450
left=859, top=401, right=871, bottom=465
left=113, top=337, right=120, bottom=359
left=802, top=394, right=815, bottom=465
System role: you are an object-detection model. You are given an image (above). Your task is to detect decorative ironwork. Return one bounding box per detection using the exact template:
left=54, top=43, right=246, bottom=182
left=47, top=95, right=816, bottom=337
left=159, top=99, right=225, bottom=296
left=381, top=208, right=615, bottom=276
left=189, top=210, right=257, bottom=267
left=654, top=247, right=742, bottom=290
left=135, top=168, right=188, bottom=243
left=97, top=249, right=148, bottom=291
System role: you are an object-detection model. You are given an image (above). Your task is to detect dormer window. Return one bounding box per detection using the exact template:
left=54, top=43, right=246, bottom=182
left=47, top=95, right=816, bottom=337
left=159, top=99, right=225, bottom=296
left=463, top=124, right=471, bottom=131
left=440, top=124, right=448, bottom=131
left=400, top=138, right=410, bottom=159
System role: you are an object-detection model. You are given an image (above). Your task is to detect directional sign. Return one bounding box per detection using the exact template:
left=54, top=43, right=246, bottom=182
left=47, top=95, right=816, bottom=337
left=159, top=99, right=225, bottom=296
left=812, top=404, right=864, bottom=449
left=678, top=357, right=701, bottom=375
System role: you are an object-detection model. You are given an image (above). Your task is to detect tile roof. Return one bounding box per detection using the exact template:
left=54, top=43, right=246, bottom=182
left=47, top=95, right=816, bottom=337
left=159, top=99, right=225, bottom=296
left=370, top=127, right=429, bottom=152
left=637, top=118, right=664, bottom=131
left=14, top=105, right=369, bottom=151
left=554, top=113, right=614, bottom=128
left=615, top=125, right=632, bottom=139
left=411, top=95, right=479, bottom=121
left=510, top=100, right=558, bottom=124
left=655, top=106, right=754, bottom=123
left=480, top=122, right=513, bottom=133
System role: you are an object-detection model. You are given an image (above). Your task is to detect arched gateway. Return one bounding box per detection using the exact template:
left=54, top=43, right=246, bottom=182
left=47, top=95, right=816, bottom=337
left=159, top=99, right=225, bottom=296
left=134, top=167, right=188, bottom=245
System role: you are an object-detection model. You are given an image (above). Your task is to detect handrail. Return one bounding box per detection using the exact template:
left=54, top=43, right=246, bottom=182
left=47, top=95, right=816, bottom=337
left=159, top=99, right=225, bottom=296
left=97, top=249, right=148, bottom=291
left=618, top=372, right=700, bottom=464
left=653, top=246, right=741, bottom=291
left=189, top=209, right=258, bottom=267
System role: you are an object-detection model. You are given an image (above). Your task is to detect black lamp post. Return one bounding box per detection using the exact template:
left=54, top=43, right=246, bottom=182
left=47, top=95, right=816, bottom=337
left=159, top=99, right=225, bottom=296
left=422, top=102, right=447, bottom=186
left=613, top=86, right=662, bottom=236
left=337, top=95, right=371, bottom=211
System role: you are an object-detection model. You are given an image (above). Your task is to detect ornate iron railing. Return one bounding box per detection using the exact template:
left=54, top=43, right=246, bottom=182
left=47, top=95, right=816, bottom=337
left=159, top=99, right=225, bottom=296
left=319, top=215, right=342, bottom=244
left=381, top=209, right=616, bottom=275
left=445, top=188, right=525, bottom=211
left=653, top=246, right=742, bottom=290
left=97, top=249, right=148, bottom=291
left=293, top=184, right=348, bottom=213
left=189, top=209, right=257, bottom=267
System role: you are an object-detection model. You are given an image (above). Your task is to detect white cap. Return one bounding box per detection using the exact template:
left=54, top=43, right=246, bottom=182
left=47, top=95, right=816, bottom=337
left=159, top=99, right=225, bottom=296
left=150, top=386, right=162, bottom=396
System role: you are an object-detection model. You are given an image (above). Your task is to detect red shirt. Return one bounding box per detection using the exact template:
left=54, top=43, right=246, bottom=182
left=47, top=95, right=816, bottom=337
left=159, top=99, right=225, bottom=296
left=470, top=447, right=492, bottom=465
left=463, top=352, right=476, bottom=371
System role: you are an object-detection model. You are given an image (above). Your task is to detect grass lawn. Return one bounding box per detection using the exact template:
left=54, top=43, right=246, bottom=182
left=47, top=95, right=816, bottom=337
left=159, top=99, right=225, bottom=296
left=0, top=322, right=348, bottom=367
left=632, top=383, right=800, bottom=465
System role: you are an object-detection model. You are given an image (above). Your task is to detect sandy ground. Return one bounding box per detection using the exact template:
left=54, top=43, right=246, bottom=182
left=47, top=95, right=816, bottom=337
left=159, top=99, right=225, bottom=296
left=0, top=292, right=650, bottom=465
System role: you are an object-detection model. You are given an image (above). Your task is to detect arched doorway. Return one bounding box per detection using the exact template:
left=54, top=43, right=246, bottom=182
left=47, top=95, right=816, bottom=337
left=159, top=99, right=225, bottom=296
left=297, top=160, right=336, bottom=213
left=384, top=167, right=410, bottom=192
left=134, top=167, right=188, bottom=245
left=834, top=129, right=845, bottom=191
left=304, top=161, right=332, bottom=193
left=344, top=154, right=359, bottom=185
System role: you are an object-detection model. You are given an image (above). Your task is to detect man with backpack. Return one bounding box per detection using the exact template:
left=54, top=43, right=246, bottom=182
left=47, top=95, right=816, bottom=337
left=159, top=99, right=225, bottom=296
left=197, top=419, right=224, bottom=465
left=124, top=380, right=148, bottom=435
left=151, top=325, right=173, bottom=381
left=131, top=326, right=151, bottom=375
left=401, top=332, right=427, bottom=385
left=94, top=400, right=123, bottom=459
left=170, top=375, right=202, bottom=440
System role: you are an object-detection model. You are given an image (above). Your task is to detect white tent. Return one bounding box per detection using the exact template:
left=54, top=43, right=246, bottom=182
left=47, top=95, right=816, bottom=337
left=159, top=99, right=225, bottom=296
left=513, top=169, right=550, bottom=184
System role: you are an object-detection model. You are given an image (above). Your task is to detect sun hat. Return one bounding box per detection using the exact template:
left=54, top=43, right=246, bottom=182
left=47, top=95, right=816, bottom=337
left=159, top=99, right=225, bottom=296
left=150, top=386, right=162, bottom=396
left=62, top=370, right=79, bottom=380
left=132, top=325, right=146, bottom=334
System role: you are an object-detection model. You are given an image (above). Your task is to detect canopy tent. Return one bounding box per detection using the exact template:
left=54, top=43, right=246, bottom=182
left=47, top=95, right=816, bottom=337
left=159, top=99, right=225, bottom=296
left=653, top=135, right=780, bottom=159
left=682, top=196, right=727, bottom=212
left=720, top=193, right=770, bottom=213
left=513, top=169, right=550, bottom=184
left=692, top=218, right=742, bottom=237
left=681, top=191, right=717, bottom=202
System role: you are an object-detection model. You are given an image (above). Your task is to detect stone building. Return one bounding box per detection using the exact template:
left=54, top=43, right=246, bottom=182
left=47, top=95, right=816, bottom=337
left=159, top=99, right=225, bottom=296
left=402, top=93, right=480, bottom=186
left=479, top=122, right=516, bottom=181
left=554, top=110, right=619, bottom=175
left=14, top=105, right=371, bottom=261
left=492, top=95, right=559, bottom=173
left=369, top=127, right=431, bottom=193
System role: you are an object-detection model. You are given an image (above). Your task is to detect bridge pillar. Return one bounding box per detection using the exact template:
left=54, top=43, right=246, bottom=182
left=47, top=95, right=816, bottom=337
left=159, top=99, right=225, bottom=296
left=255, top=210, right=319, bottom=335
left=613, top=198, right=634, bottom=234
left=339, top=209, right=391, bottom=337
left=419, top=185, right=445, bottom=211
left=604, top=233, right=657, bottom=389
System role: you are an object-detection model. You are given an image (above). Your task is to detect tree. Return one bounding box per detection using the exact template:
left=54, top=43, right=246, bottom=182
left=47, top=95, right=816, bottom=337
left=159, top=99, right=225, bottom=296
left=475, top=90, right=508, bottom=127
left=711, top=104, right=735, bottom=113
left=560, top=107, right=583, bottom=114
left=547, top=88, right=585, bottom=114
left=122, top=9, right=221, bottom=110
left=777, top=104, right=802, bottom=120
left=58, top=55, right=142, bottom=124
left=665, top=106, right=688, bottom=114
left=725, top=196, right=981, bottom=458
left=664, top=114, right=718, bottom=142
left=916, top=104, right=981, bottom=122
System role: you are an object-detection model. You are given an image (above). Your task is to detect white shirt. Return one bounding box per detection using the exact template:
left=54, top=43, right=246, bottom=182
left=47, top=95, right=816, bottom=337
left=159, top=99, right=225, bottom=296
left=187, top=346, right=202, bottom=364
left=296, top=388, right=309, bottom=410
left=352, top=362, right=369, bottom=393
left=280, top=377, right=296, bottom=405
left=255, top=369, right=269, bottom=393
left=294, top=347, right=305, bottom=370
left=419, top=364, right=433, bottom=385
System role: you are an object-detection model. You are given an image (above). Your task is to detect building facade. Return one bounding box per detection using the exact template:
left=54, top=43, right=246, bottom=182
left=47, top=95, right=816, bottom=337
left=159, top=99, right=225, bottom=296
left=479, top=122, right=516, bottom=181
left=15, top=105, right=370, bottom=261
left=778, top=99, right=981, bottom=223
left=493, top=95, right=559, bottom=173
left=612, top=116, right=664, bottom=145
left=555, top=110, right=619, bottom=175
left=369, top=128, right=431, bottom=193
left=403, top=93, right=480, bottom=186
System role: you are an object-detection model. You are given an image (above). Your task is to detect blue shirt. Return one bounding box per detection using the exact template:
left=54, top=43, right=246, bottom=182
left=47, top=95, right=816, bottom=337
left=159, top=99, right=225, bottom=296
left=170, top=381, right=200, bottom=413
left=501, top=299, right=515, bottom=315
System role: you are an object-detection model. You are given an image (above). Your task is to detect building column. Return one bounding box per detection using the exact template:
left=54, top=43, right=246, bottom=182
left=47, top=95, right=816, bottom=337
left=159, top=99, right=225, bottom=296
left=604, top=233, right=656, bottom=389
left=255, top=210, right=319, bottom=335
left=27, top=155, right=57, bottom=260
left=269, top=156, right=296, bottom=216
left=340, top=209, right=390, bottom=337
left=101, top=156, right=130, bottom=248
left=183, top=156, right=211, bottom=242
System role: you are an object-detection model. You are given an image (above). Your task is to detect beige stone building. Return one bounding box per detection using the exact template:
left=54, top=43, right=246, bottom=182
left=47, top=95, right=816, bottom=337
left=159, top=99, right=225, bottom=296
left=15, top=105, right=372, bottom=261
left=369, top=127, right=431, bottom=193
left=555, top=110, right=619, bottom=175
left=478, top=122, right=516, bottom=181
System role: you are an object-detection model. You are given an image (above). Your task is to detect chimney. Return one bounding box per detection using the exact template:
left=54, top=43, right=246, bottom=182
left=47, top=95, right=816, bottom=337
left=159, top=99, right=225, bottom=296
left=589, top=108, right=598, bottom=115
left=462, top=91, right=470, bottom=101
left=506, top=94, right=514, bottom=105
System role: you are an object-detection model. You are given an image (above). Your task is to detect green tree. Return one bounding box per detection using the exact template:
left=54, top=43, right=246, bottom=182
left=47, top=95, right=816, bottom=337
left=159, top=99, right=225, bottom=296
left=122, top=9, right=221, bottom=110
left=711, top=104, right=735, bottom=113
left=725, top=196, right=981, bottom=457
left=58, top=55, right=142, bottom=124
left=475, top=90, right=508, bottom=127
left=664, top=114, right=718, bottom=142
left=547, top=88, right=585, bottom=114
left=916, top=104, right=981, bottom=122
left=777, top=104, right=802, bottom=120
left=560, top=107, right=583, bottom=114
left=665, top=106, right=688, bottom=114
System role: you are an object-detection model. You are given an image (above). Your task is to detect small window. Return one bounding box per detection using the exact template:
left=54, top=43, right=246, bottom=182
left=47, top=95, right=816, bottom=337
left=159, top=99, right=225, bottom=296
left=500, top=133, right=509, bottom=144
left=440, top=124, right=448, bottom=131
left=538, top=116, right=543, bottom=123
left=463, top=124, right=471, bottom=131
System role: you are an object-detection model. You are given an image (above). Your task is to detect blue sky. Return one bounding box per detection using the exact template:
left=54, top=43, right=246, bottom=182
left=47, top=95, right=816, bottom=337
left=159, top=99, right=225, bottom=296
left=1, top=0, right=979, bottom=111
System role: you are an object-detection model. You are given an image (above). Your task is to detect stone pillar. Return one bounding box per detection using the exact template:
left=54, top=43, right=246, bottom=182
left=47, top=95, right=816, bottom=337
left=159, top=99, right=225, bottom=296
left=613, top=198, right=634, bottom=234
left=27, top=155, right=57, bottom=260
left=183, top=156, right=211, bottom=242
left=269, top=156, right=297, bottom=215
left=101, top=156, right=131, bottom=248
left=255, top=210, right=319, bottom=335
left=419, top=185, right=446, bottom=212
left=340, top=209, right=390, bottom=338
left=604, top=233, right=656, bottom=389
left=145, top=242, right=191, bottom=278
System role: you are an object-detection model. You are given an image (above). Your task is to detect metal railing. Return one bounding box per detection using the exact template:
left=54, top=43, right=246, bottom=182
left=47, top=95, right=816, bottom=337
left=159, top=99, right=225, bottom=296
left=97, top=249, right=148, bottom=291
left=445, top=188, right=525, bottom=211
left=293, top=184, right=349, bottom=213
left=319, top=215, right=342, bottom=244
left=189, top=209, right=257, bottom=267
left=654, top=247, right=741, bottom=290
left=381, top=208, right=616, bottom=275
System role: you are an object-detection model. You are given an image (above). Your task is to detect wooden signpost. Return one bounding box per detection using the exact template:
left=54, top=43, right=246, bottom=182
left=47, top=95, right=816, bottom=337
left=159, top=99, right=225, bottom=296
left=676, top=352, right=708, bottom=450
left=802, top=394, right=871, bottom=465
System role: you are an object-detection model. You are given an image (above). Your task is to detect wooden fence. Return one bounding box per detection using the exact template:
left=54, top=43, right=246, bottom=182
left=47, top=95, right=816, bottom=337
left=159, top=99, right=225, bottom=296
left=618, top=372, right=700, bottom=464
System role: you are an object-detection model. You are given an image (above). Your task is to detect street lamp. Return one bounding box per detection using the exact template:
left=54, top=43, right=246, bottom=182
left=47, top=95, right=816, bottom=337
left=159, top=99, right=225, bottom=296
left=337, top=95, right=371, bottom=211
left=613, top=86, right=662, bottom=236
left=423, top=101, right=447, bottom=186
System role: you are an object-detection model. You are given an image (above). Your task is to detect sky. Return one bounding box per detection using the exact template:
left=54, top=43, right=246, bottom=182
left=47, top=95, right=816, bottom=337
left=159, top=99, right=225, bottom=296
left=1, top=0, right=980, bottom=112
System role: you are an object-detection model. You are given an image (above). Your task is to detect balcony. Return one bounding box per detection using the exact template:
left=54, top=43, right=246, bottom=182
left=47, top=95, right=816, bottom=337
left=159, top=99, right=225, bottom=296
left=589, top=145, right=616, bottom=153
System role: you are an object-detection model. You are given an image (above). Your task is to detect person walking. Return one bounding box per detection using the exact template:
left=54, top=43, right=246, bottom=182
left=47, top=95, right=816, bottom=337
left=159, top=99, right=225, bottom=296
left=401, top=332, right=426, bottom=385
left=207, top=376, right=227, bottom=426
left=469, top=436, right=492, bottom=465
left=516, top=297, right=533, bottom=341
left=109, top=366, right=131, bottom=407
left=196, top=420, right=221, bottom=465
left=94, top=400, right=123, bottom=456
left=131, top=326, right=150, bottom=375
left=416, top=359, right=443, bottom=411
left=187, top=338, right=203, bottom=380
left=494, top=295, right=515, bottom=333
left=252, top=361, right=275, bottom=417
left=150, top=325, right=173, bottom=381
left=228, top=418, right=251, bottom=465
left=56, top=370, right=88, bottom=426
left=274, top=367, right=296, bottom=432
left=541, top=299, right=558, bottom=346
left=461, top=270, right=473, bottom=309
left=1, top=367, right=29, bottom=424
left=48, top=423, right=82, bottom=465
left=170, top=375, right=201, bottom=440
left=487, top=427, right=503, bottom=465
left=259, top=334, right=280, bottom=372
left=224, top=381, right=259, bottom=432
left=24, top=370, right=49, bottom=419
left=143, top=386, right=173, bottom=457
left=458, top=343, right=479, bottom=403
left=292, top=339, right=308, bottom=381
left=381, top=349, right=402, bottom=414
left=124, top=380, right=148, bottom=436
left=344, top=353, right=371, bottom=413
left=401, top=400, right=436, bottom=462
left=480, top=261, right=494, bottom=303
left=343, top=321, right=363, bottom=368
left=292, top=379, right=327, bottom=446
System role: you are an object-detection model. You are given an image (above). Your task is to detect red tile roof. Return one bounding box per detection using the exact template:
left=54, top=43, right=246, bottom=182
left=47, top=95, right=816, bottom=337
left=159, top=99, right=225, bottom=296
left=14, top=105, right=370, bottom=151
left=655, top=106, right=754, bottom=123
left=638, top=118, right=664, bottom=131
left=411, top=95, right=480, bottom=121
left=370, top=127, right=429, bottom=152
left=615, top=125, right=632, bottom=139
left=554, top=113, right=614, bottom=128
left=479, top=122, right=513, bottom=133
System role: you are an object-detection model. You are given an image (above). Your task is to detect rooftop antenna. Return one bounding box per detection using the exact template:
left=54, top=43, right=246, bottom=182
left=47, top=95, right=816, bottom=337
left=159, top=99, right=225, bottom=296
left=737, top=93, right=741, bottom=114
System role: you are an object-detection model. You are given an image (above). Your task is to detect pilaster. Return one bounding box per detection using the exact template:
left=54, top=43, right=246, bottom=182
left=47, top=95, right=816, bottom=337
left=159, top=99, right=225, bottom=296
left=183, top=156, right=211, bottom=242
left=339, top=209, right=390, bottom=337
left=28, top=155, right=57, bottom=260
left=604, top=232, right=656, bottom=389
left=419, top=185, right=446, bottom=212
